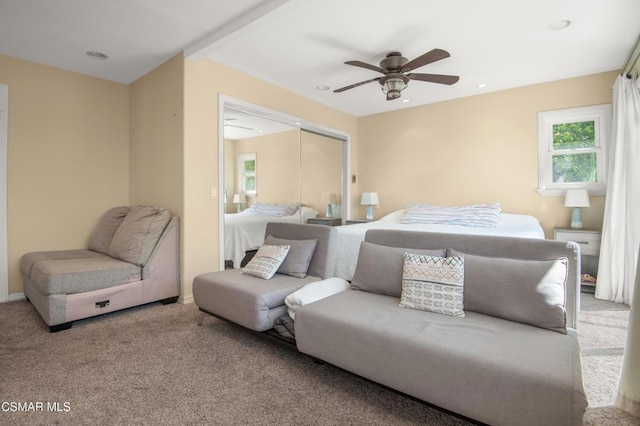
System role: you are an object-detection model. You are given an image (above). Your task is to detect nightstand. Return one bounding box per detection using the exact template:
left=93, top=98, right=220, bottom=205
left=554, top=228, right=601, bottom=293
left=307, top=217, right=342, bottom=227
left=345, top=219, right=373, bottom=225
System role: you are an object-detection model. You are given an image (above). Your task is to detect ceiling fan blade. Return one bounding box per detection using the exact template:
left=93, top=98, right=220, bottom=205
left=225, top=124, right=254, bottom=130
left=401, top=49, right=450, bottom=73
left=345, top=60, right=387, bottom=74
left=407, top=73, right=460, bottom=85
left=333, top=77, right=382, bottom=93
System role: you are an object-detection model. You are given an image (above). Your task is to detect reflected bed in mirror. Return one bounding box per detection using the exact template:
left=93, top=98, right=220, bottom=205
left=224, top=204, right=318, bottom=268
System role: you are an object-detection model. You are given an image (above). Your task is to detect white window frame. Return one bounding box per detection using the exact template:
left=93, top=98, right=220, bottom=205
left=537, top=104, right=610, bottom=196
left=237, top=153, right=257, bottom=195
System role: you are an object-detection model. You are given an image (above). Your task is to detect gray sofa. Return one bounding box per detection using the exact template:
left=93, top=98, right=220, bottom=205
left=21, top=205, right=180, bottom=332
left=193, top=222, right=337, bottom=332
left=294, top=229, right=588, bottom=426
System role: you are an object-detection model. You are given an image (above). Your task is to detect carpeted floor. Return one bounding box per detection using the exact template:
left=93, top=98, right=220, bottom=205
left=0, top=294, right=637, bottom=425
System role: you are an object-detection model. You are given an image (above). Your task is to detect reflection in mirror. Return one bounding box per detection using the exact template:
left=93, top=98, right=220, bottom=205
left=301, top=130, right=343, bottom=219
left=220, top=100, right=349, bottom=271
left=223, top=109, right=305, bottom=269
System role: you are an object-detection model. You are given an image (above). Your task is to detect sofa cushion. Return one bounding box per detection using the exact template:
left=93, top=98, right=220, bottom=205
left=400, top=254, right=465, bottom=317
left=241, top=244, right=290, bottom=279
left=88, top=206, right=131, bottom=254
left=21, top=249, right=104, bottom=278
left=29, top=254, right=141, bottom=296
left=109, top=206, right=171, bottom=266
left=350, top=242, right=446, bottom=297
left=264, top=235, right=317, bottom=278
left=193, top=269, right=319, bottom=332
left=295, top=289, right=587, bottom=426
left=448, top=249, right=568, bottom=333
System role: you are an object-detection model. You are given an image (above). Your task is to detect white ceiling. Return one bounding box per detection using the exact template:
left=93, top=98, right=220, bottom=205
left=1, top=0, right=639, bottom=117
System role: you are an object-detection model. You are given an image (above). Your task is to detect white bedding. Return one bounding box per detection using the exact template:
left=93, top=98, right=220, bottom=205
left=334, top=209, right=545, bottom=281
left=224, top=206, right=318, bottom=268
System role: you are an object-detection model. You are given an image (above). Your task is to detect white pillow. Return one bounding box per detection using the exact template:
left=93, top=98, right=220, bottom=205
left=400, top=253, right=465, bottom=317
left=285, top=277, right=349, bottom=319
left=252, top=203, right=299, bottom=217
left=241, top=244, right=290, bottom=279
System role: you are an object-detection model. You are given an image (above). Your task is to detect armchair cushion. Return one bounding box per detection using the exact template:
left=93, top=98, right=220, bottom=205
left=109, top=206, right=170, bottom=266
left=88, top=206, right=130, bottom=254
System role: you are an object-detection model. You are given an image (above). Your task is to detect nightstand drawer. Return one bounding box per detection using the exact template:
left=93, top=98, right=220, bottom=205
left=554, top=230, right=601, bottom=256
left=307, top=217, right=342, bottom=226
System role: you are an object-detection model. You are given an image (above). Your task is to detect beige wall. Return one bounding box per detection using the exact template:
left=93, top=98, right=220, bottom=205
left=129, top=54, right=184, bottom=217
left=183, top=58, right=358, bottom=301
left=301, top=131, right=343, bottom=215
left=232, top=129, right=300, bottom=206
left=2, top=50, right=615, bottom=300
left=1, top=54, right=130, bottom=295
left=357, top=71, right=618, bottom=237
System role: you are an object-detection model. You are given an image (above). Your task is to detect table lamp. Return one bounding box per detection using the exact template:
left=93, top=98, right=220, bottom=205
left=361, top=192, right=379, bottom=220
left=564, top=189, right=590, bottom=228
left=232, top=193, right=247, bottom=213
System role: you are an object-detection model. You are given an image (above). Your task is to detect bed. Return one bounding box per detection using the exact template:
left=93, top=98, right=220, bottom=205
left=224, top=204, right=318, bottom=268
left=334, top=205, right=545, bottom=280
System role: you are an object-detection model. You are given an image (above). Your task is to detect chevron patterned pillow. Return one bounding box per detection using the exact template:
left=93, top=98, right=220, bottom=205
left=400, top=253, right=465, bottom=317
left=241, top=244, right=290, bottom=279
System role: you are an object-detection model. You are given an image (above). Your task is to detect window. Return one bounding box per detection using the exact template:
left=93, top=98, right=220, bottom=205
left=537, top=104, right=610, bottom=196
left=237, top=153, right=257, bottom=194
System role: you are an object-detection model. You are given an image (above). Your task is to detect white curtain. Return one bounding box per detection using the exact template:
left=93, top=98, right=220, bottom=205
left=616, top=248, right=640, bottom=417
left=596, top=75, right=640, bottom=306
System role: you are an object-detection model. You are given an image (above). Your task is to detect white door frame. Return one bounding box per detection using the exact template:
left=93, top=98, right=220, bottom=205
left=0, top=84, right=8, bottom=302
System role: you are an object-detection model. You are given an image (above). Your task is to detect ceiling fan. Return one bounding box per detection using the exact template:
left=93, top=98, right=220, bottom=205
left=334, top=49, right=459, bottom=101
left=224, top=117, right=254, bottom=131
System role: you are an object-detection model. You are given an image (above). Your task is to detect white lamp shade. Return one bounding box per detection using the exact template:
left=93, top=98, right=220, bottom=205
left=232, top=193, right=246, bottom=204
left=564, top=189, right=590, bottom=207
left=360, top=192, right=379, bottom=206
left=321, top=192, right=338, bottom=204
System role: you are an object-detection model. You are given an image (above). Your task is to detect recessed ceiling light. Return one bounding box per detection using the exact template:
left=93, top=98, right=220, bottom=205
left=402, top=99, right=410, bottom=103
left=477, top=83, right=488, bottom=88
left=315, top=85, right=330, bottom=91
left=86, top=50, right=109, bottom=60
left=548, top=20, right=571, bottom=30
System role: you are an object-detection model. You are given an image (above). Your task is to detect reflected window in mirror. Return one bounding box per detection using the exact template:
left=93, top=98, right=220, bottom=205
left=237, top=153, right=257, bottom=195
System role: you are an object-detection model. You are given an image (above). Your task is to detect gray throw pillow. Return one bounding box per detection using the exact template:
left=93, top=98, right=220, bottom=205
left=264, top=235, right=318, bottom=278
left=109, top=206, right=171, bottom=266
left=448, top=249, right=568, bottom=334
left=88, top=206, right=131, bottom=254
left=350, top=242, right=446, bottom=297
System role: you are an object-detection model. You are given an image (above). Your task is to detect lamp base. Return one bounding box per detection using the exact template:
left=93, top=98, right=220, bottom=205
left=366, top=205, right=374, bottom=220
left=237, top=204, right=242, bottom=213
left=326, top=204, right=333, bottom=218
left=570, top=207, right=583, bottom=229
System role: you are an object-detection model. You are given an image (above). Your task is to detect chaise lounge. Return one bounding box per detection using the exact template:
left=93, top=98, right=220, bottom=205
left=21, top=205, right=180, bottom=332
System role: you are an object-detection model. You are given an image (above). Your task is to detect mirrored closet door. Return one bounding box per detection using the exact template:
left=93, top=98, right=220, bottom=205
left=220, top=100, right=349, bottom=269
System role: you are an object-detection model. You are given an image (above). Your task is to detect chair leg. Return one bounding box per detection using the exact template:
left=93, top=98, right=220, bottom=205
left=49, top=322, right=73, bottom=333
left=160, top=296, right=179, bottom=305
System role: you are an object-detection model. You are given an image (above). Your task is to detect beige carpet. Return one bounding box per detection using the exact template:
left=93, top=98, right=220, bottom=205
left=0, top=294, right=637, bottom=425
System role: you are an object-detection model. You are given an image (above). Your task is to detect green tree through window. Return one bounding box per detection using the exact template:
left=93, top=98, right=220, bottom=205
left=551, top=121, right=597, bottom=183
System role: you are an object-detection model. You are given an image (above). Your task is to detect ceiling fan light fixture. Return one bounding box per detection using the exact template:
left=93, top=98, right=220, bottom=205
left=380, top=75, right=409, bottom=100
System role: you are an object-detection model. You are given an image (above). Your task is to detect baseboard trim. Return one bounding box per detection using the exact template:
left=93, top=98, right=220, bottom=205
left=8, top=292, right=25, bottom=302
left=179, top=294, right=194, bottom=305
